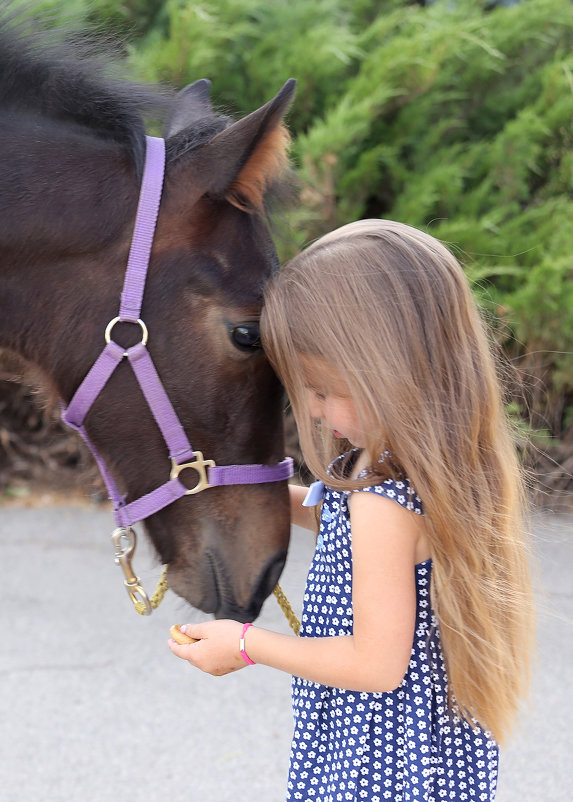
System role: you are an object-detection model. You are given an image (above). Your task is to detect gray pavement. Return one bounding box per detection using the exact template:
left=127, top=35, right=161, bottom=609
left=0, top=502, right=571, bottom=802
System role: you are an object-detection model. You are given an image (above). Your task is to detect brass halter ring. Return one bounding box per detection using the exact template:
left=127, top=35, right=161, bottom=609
left=104, top=316, right=148, bottom=357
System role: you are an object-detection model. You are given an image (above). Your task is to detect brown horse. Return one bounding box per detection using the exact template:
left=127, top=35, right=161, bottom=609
left=0, top=14, right=294, bottom=621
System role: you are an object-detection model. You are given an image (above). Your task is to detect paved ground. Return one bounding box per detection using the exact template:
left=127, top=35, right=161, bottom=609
left=0, top=502, right=571, bottom=802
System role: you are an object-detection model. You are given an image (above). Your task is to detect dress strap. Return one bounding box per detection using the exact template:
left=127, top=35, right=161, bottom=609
left=358, top=477, right=424, bottom=515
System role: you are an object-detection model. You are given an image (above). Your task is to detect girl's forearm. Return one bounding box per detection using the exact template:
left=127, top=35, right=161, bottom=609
left=245, top=625, right=404, bottom=693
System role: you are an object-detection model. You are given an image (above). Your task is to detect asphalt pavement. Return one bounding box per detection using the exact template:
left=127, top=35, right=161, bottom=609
left=0, top=500, right=571, bottom=802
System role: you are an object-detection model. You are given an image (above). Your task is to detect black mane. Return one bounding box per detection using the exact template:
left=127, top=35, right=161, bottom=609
left=0, top=9, right=173, bottom=175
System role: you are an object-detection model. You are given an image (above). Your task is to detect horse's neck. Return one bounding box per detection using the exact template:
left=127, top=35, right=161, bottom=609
left=0, top=118, right=136, bottom=381
left=0, top=116, right=136, bottom=257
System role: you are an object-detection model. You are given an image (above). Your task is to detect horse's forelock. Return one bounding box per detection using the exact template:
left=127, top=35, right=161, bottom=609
left=165, top=117, right=232, bottom=164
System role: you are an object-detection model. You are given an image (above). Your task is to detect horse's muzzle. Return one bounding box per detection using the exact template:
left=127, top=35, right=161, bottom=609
left=210, top=549, right=288, bottom=623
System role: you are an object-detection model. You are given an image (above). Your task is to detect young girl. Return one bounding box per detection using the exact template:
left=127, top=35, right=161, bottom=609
left=168, top=219, right=534, bottom=801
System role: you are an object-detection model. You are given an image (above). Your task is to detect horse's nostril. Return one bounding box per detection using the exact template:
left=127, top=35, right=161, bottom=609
left=212, top=551, right=288, bottom=622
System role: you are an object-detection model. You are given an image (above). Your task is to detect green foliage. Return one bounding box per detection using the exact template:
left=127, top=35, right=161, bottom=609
left=126, top=0, right=365, bottom=127
left=7, top=0, right=91, bottom=27
left=7, top=0, right=166, bottom=47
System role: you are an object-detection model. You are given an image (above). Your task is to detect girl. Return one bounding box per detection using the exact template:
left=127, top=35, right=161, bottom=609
left=168, top=219, right=534, bottom=801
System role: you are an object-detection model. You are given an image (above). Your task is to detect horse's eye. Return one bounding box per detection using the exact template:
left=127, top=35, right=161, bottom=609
left=230, top=323, right=261, bottom=351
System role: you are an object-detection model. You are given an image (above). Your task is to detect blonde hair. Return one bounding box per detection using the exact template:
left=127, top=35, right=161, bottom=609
left=261, top=219, right=534, bottom=744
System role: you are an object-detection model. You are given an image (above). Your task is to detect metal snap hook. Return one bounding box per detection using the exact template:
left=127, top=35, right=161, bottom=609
left=111, top=527, right=152, bottom=615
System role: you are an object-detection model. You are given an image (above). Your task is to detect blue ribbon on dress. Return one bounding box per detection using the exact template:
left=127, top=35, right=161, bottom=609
left=302, top=480, right=325, bottom=507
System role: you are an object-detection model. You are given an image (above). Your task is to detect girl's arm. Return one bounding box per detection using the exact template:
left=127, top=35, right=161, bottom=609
left=289, top=483, right=317, bottom=531
left=169, top=492, right=423, bottom=693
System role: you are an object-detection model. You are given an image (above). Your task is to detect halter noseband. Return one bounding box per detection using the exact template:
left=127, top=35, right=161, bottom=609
left=61, top=136, right=293, bottom=612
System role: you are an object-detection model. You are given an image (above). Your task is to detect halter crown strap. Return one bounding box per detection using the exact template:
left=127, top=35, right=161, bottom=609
left=62, top=135, right=293, bottom=528
left=120, top=136, right=165, bottom=322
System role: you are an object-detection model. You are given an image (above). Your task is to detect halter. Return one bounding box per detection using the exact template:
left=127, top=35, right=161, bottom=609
left=61, top=136, right=293, bottom=614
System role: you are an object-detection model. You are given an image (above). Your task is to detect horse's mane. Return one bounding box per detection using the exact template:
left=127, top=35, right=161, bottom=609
left=0, top=7, right=292, bottom=204
left=0, top=9, right=172, bottom=176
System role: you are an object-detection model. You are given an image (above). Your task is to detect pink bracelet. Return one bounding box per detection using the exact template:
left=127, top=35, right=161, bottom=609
left=239, top=622, right=256, bottom=665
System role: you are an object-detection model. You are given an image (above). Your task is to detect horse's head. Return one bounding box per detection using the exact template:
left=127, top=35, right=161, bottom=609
left=0, top=38, right=296, bottom=620
left=88, top=81, right=296, bottom=621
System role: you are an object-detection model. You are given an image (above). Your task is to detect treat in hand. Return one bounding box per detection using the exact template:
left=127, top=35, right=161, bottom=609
left=169, top=624, right=198, bottom=645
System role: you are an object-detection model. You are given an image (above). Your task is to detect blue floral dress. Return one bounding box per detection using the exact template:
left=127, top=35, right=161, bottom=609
left=287, top=453, right=498, bottom=802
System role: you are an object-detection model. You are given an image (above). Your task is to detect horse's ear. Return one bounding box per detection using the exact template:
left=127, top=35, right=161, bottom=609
left=163, top=79, right=214, bottom=138
left=166, top=79, right=296, bottom=213
left=207, top=78, right=296, bottom=211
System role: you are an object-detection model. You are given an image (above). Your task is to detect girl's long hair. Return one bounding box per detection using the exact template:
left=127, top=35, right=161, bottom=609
left=261, top=219, right=534, bottom=745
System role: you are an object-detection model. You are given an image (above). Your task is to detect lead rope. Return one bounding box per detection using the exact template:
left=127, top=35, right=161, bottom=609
left=273, top=583, right=301, bottom=635
left=133, top=565, right=170, bottom=615
left=135, top=568, right=301, bottom=635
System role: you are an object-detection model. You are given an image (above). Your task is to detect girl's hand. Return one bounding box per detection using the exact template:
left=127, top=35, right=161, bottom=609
left=168, top=619, right=248, bottom=676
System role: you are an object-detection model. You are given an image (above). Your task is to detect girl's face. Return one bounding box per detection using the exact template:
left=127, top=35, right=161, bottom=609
left=301, top=357, right=367, bottom=448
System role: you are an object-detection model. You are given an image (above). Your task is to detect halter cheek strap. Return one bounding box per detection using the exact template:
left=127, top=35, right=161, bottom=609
left=61, top=136, right=293, bottom=530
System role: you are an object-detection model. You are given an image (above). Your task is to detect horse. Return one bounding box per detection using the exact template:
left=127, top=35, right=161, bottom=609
left=0, top=13, right=295, bottom=622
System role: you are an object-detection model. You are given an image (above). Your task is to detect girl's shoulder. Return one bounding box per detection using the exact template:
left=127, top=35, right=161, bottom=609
left=357, top=475, right=424, bottom=516
left=331, top=449, right=424, bottom=516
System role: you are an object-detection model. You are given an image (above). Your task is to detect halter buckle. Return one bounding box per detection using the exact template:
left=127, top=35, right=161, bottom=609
left=171, top=451, right=215, bottom=495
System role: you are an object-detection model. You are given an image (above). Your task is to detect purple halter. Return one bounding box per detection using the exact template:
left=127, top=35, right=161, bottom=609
left=62, top=136, right=293, bottom=530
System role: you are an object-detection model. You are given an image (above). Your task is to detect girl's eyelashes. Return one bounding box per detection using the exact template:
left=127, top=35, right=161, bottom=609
left=305, top=384, right=326, bottom=401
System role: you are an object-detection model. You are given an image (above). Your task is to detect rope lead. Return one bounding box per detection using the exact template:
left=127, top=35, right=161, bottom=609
left=273, top=583, right=301, bottom=635
left=135, top=567, right=302, bottom=636
left=134, top=565, right=169, bottom=615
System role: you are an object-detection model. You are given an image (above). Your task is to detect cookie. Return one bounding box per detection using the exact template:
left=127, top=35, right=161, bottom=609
left=169, top=624, right=198, bottom=645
